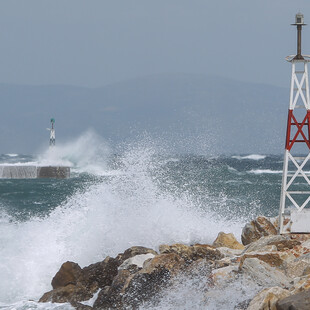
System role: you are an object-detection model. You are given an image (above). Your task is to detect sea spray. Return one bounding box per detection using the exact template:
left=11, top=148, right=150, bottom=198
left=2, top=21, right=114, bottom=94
left=0, top=134, right=283, bottom=308
left=141, top=267, right=262, bottom=310
left=0, top=143, right=244, bottom=306
left=37, top=130, right=111, bottom=174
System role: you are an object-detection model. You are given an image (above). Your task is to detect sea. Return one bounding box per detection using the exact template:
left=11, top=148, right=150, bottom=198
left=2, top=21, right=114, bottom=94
left=0, top=132, right=285, bottom=309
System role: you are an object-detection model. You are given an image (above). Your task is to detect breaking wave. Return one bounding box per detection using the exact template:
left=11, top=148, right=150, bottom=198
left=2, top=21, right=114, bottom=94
left=232, top=154, right=266, bottom=160
left=0, top=139, right=245, bottom=307
left=248, top=169, right=282, bottom=174
left=36, top=130, right=111, bottom=175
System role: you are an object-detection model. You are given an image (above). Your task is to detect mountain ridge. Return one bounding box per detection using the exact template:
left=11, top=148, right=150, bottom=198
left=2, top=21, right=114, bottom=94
left=0, top=73, right=288, bottom=154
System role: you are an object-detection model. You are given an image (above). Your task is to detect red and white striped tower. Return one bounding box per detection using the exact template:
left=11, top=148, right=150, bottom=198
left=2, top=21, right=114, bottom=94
left=279, top=13, right=310, bottom=234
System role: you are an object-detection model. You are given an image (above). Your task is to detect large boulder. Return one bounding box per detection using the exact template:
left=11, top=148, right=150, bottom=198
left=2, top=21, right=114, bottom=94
left=51, top=261, right=83, bottom=289
left=247, top=287, right=290, bottom=310
left=93, top=286, right=122, bottom=310
left=213, top=232, right=244, bottom=250
left=211, top=265, right=238, bottom=286
left=93, top=270, right=132, bottom=310
left=286, top=259, right=310, bottom=278
left=115, top=246, right=158, bottom=265
left=159, top=243, right=222, bottom=264
left=94, top=253, right=186, bottom=309
left=40, top=257, right=118, bottom=305
left=216, top=246, right=243, bottom=258
left=291, top=275, right=310, bottom=294
left=239, top=258, right=292, bottom=288
left=239, top=252, right=284, bottom=269
left=39, top=284, right=92, bottom=304
left=242, top=235, right=296, bottom=254
left=121, top=253, right=186, bottom=307
left=276, top=289, right=310, bottom=310
left=118, top=253, right=156, bottom=271
left=241, top=216, right=277, bottom=245
left=82, top=256, right=119, bottom=291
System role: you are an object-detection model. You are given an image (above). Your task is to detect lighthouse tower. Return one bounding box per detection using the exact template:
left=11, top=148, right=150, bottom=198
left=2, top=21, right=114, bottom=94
left=279, top=13, right=310, bottom=234
left=49, top=118, right=56, bottom=146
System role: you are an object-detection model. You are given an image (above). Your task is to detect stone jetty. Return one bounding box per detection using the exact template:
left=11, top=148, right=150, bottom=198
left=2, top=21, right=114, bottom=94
left=0, top=165, right=70, bottom=179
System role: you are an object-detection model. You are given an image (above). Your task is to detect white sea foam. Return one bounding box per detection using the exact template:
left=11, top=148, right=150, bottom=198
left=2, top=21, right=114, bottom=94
left=248, top=169, right=282, bottom=174
left=36, top=130, right=111, bottom=175
left=0, top=162, right=37, bottom=166
left=0, top=143, right=245, bottom=307
left=232, top=154, right=266, bottom=160
left=0, top=131, right=111, bottom=177
left=142, top=269, right=261, bottom=310
left=0, top=300, right=73, bottom=309
left=5, top=154, right=19, bottom=157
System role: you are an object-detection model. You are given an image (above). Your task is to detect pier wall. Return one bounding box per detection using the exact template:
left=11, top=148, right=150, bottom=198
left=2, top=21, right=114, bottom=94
left=37, top=166, right=70, bottom=179
left=0, top=166, right=70, bottom=179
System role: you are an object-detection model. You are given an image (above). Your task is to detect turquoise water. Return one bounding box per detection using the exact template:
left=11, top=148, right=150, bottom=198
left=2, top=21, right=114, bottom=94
left=0, top=138, right=287, bottom=309
left=0, top=153, right=282, bottom=222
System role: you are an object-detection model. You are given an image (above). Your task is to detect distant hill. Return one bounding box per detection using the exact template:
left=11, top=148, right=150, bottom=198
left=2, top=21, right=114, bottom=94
left=0, top=74, right=288, bottom=154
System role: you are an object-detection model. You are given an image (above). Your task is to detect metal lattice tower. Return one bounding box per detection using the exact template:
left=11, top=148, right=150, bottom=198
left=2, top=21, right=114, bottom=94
left=48, top=118, right=56, bottom=146
left=279, top=13, right=310, bottom=234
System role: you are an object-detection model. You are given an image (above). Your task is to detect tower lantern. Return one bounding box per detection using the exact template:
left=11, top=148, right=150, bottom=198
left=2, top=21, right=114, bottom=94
left=292, top=12, right=306, bottom=60
left=279, top=13, right=310, bottom=234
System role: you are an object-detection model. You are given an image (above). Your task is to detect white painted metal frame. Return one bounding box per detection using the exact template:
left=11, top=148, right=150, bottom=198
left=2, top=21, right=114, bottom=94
left=50, top=128, right=56, bottom=146
left=279, top=58, right=310, bottom=234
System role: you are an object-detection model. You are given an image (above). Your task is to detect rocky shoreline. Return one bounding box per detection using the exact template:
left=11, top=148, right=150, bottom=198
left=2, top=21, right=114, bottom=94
left=39, top=216, right=310, bottom=309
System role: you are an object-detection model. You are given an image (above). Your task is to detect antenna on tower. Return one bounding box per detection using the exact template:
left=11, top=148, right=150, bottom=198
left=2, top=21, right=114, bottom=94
left=47, top=118, right=56, bottom=146
left=291, top=12, right=306, bottom=60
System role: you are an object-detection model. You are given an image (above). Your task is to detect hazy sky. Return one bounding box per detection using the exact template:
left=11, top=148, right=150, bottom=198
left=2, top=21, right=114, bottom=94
left=0, top=1, right=310, bottom=88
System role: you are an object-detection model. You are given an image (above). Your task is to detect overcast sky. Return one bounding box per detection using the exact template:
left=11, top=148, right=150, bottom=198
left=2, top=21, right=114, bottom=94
left=0, top=1, right=310, bottom=88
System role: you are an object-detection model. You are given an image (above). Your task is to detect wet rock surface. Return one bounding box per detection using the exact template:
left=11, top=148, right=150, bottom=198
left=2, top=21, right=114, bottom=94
left=276, top=289, right=310, bottom=310
left=39, top=216, right=310, bottom=309
left=241, top=216, right=277, bottom=245
left=213, top=231, right=245, bottom=250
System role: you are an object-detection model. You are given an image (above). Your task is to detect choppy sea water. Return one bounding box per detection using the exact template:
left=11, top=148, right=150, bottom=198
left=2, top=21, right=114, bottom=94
left=0, top=133, right=286, bottom=309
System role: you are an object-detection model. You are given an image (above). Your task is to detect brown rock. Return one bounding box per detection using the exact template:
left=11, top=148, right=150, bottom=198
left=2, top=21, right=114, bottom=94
left=276, top=289, right=310, bottom=310
left=290, top=234, right=310, bottom=243
left=269, top=239, right=301, bottom=251
left=241, top=216, right=277, bottom=245
left=286, top=260, right=310, bottom=278
left=216, top=246, right=243, bottom=258
left=119, top=253, right=155, bottom=271
left=120, top=253, right=186, bottom=308
left=115, top=246, right=158, bottom=265
left=239, top=253, right=284, bottom=269
left=39, top=284, right=92, bottom=303
left=243, top=235, right=291, bottom=254
left=82, top=256, right=118, bottom=291
left=159, top=243, right=222, bottom=263
left=93, top=286, right=123, bottom=310
left=213, top=232, right=244, bottom=250
left=239, top=258, right=292, bottom=288
left=142, top=253, right=186, bottom=275
left=51, top=261, right=83, bottom=289
left=112, top=270, right=132, bottom=292
left=247, top=287, right=290, bottom=310
left=291, top=275, right=310, bottom=294
left=159, top=243, right=193, bottom=259
left=193, top=244, right=223, bottom=261
left=70, top=301, right=93, bottom=310
left=211, top=265, right=238, bottom=286
left=92, top=270, right=133, bottom=309
left=41, top=257, right=118, bottom=306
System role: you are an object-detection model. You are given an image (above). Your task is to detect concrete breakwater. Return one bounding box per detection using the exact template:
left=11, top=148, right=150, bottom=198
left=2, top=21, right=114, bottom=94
left=0, top=165, right=70, bottom=179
